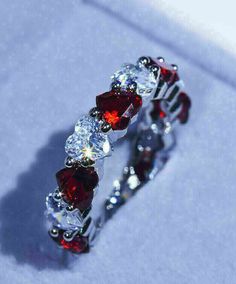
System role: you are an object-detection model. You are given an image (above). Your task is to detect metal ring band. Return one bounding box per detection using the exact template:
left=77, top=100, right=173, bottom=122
left=45, top=56, right=191, bottom=254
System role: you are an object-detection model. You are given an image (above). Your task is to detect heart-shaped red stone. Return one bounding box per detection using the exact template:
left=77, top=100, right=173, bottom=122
left=56, top=166, right=98, bottom=211
left=96, top=90, right=142, bottom=130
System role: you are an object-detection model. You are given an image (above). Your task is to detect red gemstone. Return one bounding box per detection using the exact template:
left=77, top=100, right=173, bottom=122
left=149, top=58, right=179, bottom=85
left=177, top=92, right=191, bottom=124
left=50, top=230, right=88, bottom=253
left=150, top=100, right=166, bottom=120
left=96, top=90, right=142, bottom=130
left=56, top=166, right=98, bottom=211
left=60, top=235, right=88, bottom=253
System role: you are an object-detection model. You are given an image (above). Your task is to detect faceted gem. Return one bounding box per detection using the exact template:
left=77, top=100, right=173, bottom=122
left=149, top=58, right=179, bottom=85
left=65, top=115, right=111, bottom=162
left=96, top=90, right=142, bottom=130
left=45, top=194, right=83, bottom=231
left=112, top=64, right=157, bottom=97
left=177, top=92, right=191, bottom=124
left=56, top=166, right=98, bottom=211
left=50, top=230, right=88, bottom=253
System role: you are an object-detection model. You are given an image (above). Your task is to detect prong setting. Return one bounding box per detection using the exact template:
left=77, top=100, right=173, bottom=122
left=171, top=64, right=178, bottom=71
left=45, top=55, right=190, bottom=254
left=66, top=205, right=74, bottom=212
left=63, top=230, right=78, bottom=242
left=65, top=156, right=77, bottom=168
left=81, top=157, right=95, bottom=167
left=127, top=81, right=137, bottom=92
left=111, top=81, right=121, bottom=90
left=89, top=107, right=101, bottom=117
left=101, top=121, right=112, bottom=133
left=150, top=65, right=160, bottom=79
left=157, top=56, right=165, bottom=62
left=137, top=56, right=150, bottom=67
left=49, top=228, right=59, bottom=238
left=53, top=190, right=62, bottom=202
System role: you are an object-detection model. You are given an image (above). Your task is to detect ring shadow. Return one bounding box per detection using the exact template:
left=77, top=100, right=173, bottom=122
left=0, top=0, right=230, bottom=272
left=0, top=128, right=75, bottom=270
left=0, top=125, right=131, bottom=270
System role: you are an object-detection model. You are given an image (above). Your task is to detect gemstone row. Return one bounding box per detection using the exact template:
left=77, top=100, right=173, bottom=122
left=45, top=57, right=191, bottom=253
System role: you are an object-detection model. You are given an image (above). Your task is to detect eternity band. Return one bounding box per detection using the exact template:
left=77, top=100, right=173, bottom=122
left=45, top=56, right=191, bottom=254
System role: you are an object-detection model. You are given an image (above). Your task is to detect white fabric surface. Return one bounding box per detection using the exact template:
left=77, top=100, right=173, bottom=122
left=0, top=0, right=236, bottom=283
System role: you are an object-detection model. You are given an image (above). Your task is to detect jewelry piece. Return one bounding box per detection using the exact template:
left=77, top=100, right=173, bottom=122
left=45, top=56, right=191, bottom=254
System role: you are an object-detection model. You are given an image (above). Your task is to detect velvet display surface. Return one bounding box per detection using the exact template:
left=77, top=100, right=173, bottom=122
left=0, top=0, right=236, bottom=283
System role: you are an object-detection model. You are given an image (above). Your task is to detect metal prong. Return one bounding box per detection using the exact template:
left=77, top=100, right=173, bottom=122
left=63, top=230, right=77, bottom=242
left=49, top=228, right=59, bottom=238
left=101, top=121, right=112, bottom=133
left=81, top=157, right=95, bottom=167
left=89, top=107, right=100, bottom=117
left=171, top=64, right=178, bottom=71
left=65, top=156, right=77, bottom=168
left=157, top=56, right=165, bottom=63
left=111, top=81, right=121, bottom=90
left=150, top=65, right=160, bottom=79
left=127, top=81, right=137, bottom=92
left=53, top=191, right=62, bottom=202
left=137, top=56, right=150, bottom=67
left=66, top=205, right=74, bottom=212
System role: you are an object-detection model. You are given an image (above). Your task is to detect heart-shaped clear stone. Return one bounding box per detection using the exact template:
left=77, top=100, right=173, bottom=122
left=65, top=115, right=111, bottom=161
left=112, top=64, right=157, bottom=97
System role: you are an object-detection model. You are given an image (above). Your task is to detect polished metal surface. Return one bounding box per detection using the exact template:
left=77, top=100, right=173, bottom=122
left=46, top=56, right=190, bottom=250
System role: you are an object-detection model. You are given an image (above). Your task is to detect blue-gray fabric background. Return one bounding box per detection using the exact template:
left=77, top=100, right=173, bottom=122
left=0, top=1, right=236, bottom=283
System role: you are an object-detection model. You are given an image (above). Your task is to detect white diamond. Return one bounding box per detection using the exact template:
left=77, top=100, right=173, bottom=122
left=65, top=115, right=111, bottom=161
left=45, top=194, right=83, bottom=231
left=112, top=64, right=157, bottom=97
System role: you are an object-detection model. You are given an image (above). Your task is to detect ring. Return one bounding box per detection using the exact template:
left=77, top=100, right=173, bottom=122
left=45, top=56, right=191, bottom=254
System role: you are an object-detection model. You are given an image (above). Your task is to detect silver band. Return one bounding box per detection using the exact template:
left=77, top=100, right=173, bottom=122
left=45, top=56, right=191, bottom=253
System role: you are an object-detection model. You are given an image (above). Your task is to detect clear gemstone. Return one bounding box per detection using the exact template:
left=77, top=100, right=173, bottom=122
left=46, top=193, right=83, bottom=231
left=65, top=115, right=111, bottom=161
left=112, top=64, right=157, bottom=97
